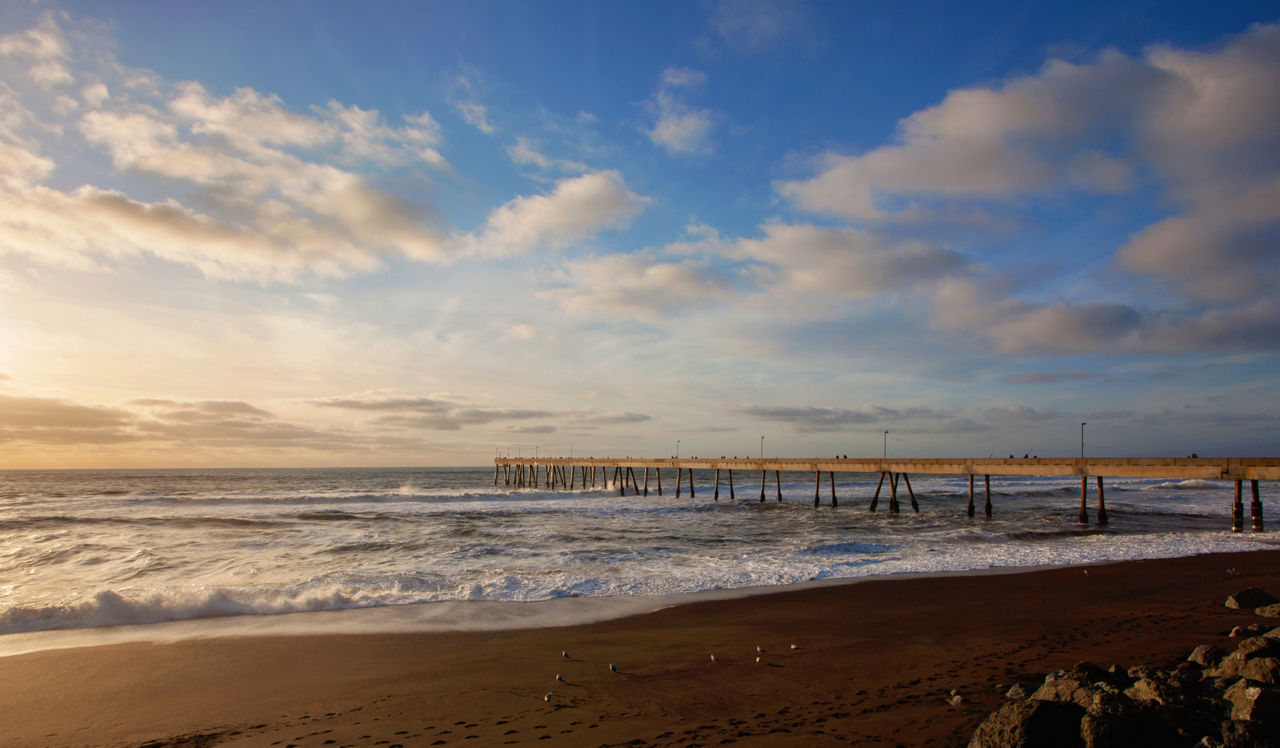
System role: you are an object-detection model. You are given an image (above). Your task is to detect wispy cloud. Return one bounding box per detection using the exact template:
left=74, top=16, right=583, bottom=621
left=645, top=68, right=716, bottom=155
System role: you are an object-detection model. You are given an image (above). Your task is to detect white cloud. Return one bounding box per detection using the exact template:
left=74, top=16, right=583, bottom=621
left=460, top=170, right=650, bottom=256
left=451, top=67, right=497, bottom=134
left=711, top=0, right=811, bottom=52
left=646, top=68, right=716, bottom=155
left=506, top=135, right=587, bottom=173
left=0, top=11, right=73, bottom=88
left=0, top=14, right=455, bottom=282
left=539, top=251, right=741, bottom=322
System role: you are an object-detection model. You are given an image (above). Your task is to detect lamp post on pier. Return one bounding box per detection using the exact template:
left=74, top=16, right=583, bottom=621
left=676, top=440, right=680, bottom=459
left=760, top=435, right=764, bottom=459
left=883, top=430, right=888, bottom=460
left=1081, top=423, right=1086, bottom=459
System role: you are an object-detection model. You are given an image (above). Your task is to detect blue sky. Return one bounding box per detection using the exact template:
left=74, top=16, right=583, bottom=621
left=0, top=0, right=1278, bottom=467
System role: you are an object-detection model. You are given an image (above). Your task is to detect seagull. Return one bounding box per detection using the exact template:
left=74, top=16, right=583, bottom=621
left=544, top=691, right=554, bottom=702
left=562, top=650, right=571, bottom=659
left=609, top=663, right=619, bottom=673
left=710, top=654, right=718, bottom=663
left=555, top=673, right=565, bottom=683
left=755, top=656, right=762, bottom=664
left=756, top=645, right=764, bottom=654
left=790, top=643, right=798, bottom=650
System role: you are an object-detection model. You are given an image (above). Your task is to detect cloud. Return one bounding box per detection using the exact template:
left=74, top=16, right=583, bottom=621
left=982, top=404, right=1059, bottom=423
left=776, top=50, right=1151, bottom=221
left=710, top=0, right=811, bottom=52
left=1005, top=370, right=1100, bottom=384
left=740, top=405, right=897, bottom=432
left=310, top=392, right=552, bottom=431
left=645, top=68, right=715, bottom=155
left=451, top=67, right=496, bottom=134
left=0, top=11, right=73, bottom=88
left=0, top=14, right=453, bottom=282
left=506, top=135, right=588, bottom=173
left=731, top=222, right=967, bottom=299
left=510, top=323, right=538, bottom=340
left=929, top=277, right=1141, bottom=354
left=459, top=170, right=649, bottom=256
left=539, top=251, right=742, bottom=322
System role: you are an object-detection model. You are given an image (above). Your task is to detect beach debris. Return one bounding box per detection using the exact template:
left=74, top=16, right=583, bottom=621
left=1226, top=587, right=1279, bottom=609
left=555, top=673, right=565, bottom=683
left=543, top=691, right=554, bottom=702
left=710, top=654, right=718, bottom=663
left=609, top=663, right=619, bottom=673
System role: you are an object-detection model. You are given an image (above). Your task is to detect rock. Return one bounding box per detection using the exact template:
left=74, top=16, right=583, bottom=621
left=1218, top=638, right=1280, bottom=678
left=1006, top=683, right=1029, bottom=699
left=1242, top=658, right=1280, bottom=686
left=968, top=698, right=1086, bottom=748
left=1034, top=676, right=1100, bottom=710
left=1224, top=680, right=1280, bottom=722
left=1260, top=604, right=1280, bottom=619
left=1190, top=645, right=1228, bottom=668
left=1266, top=627, right=1280, bottom=641
left=949, top=694, right=965, bottom=706
left=1231, top=623, right=1270, bottom=638
left=1125, top=677, right=1179, bottom=706
left=1227, top=588, right=1279, bottom=610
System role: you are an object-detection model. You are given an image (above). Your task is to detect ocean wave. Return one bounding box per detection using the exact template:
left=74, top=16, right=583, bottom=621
left=1148, top=479, right=1225, bottom=491
left=799, top=541, right=897, bottom=555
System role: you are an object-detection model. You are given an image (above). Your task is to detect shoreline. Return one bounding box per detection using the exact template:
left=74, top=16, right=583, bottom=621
left=0, top=551, right=1246, bottom=659
left=3, top=549, right=1280, bottom=746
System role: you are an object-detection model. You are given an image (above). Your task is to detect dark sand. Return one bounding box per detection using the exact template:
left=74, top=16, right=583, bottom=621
left=3, top=550, right=1279, bottom=747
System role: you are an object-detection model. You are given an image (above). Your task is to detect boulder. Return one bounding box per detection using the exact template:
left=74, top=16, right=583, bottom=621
left=1227, top=588, right=1279, bottom=610
left=1125, top=677, right=1180, bottom=706
left=1220, top=718, right=1280, bottom=748
left=1259, top=604, right=1280, bottom=619
left=1224, top=680, right=1280, bottom=722
left=1241, top=658, right=1280, bottom=686
left=968, top=698, right=1085, bottom=748
left=1035, top=677, right=1101, bottom=710
left=1190, top=645, right=1228, bottom=668
left=1006, top=683, right=1029, bottom=699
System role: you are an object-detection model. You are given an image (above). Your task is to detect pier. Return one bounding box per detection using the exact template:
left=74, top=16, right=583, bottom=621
left=494, top=457, right=1279, bottom=531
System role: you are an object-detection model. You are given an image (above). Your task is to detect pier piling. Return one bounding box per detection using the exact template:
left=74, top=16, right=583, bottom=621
left=1253, top=480, right=1264, bottom=532
left=1097, top=476, right=1108, bottom=527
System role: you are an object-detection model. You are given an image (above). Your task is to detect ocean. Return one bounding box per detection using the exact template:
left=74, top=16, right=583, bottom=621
left=1, top=466, right=1275, bottom=651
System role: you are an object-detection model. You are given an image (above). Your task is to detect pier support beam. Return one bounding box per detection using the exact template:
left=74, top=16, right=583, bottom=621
left=656, top=468, right=662, bottom=496
left=775, top=471, right=782, bottom=502
left=689, top=469, right=695, bottom=498
left=728, top=470, right=735, bottom=500
left=1253, top=480, right=1264, bottom=532
left=1079, top=476, right=1089, bottom=524
left=889, top=473, right=900, bottom=513
left=494, top=464, right=499, bottom=486
left=1097, top=476, right=1108, bottom=527
left=759, top=470, right=766, bottom=502
left=714, top=469, right=720, bottom=501
left=967, top=474, right=975, bottom=518
left=903, top=474, right=918, bottom=513
left=1234, top=480, right=1245, bottom=532
left=676, top=467, right=683, bottom=498
left=984, top=475, right=992, bottom=518
left=829, top=471, right=837, bottom=508
left=870, top=472, right=885, bottom=511
left=813, top=471, right=820, bottom=507
left=643, top=467, right=649, bottom=497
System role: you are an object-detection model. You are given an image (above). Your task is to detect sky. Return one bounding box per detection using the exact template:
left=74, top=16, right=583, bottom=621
left=1, top=0, right=1278, bottom=468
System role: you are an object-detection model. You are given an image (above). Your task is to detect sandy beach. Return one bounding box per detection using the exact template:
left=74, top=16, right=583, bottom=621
left=2, top=549, right=1278, bottom=747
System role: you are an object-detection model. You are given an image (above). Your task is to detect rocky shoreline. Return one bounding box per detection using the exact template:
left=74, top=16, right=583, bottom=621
left=969, top=586, right=1280, bottom=747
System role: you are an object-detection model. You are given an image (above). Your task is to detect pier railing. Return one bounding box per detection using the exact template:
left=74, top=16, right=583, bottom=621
left=493, top=457, right=1278, bottom=532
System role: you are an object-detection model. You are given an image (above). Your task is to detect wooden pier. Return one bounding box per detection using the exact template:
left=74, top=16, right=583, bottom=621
left=493, top=457, right=1279, bottom=532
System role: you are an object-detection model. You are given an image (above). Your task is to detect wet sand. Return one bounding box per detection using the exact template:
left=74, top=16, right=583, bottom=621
left=2, top=550, right=1279, bottom=747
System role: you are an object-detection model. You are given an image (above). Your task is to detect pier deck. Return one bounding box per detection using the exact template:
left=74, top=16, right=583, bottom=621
left=493, top=457, right=1278, bottom=531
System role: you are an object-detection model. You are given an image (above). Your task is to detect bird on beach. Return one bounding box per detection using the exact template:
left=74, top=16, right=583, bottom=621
left=710, top=654, right=718, bottom=663
left=755, top=656, right=762, bottom=664
left=555, top=673, right=565, bottom=683
left=756, top=645, right=764, bottom=654
left=544, top=692, right=554, bottom=702
left=609, top=663, right=619, bottom=673
left=562, top=650, right=571, bottom=659
left=790, top=643, right=798, bottom=650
